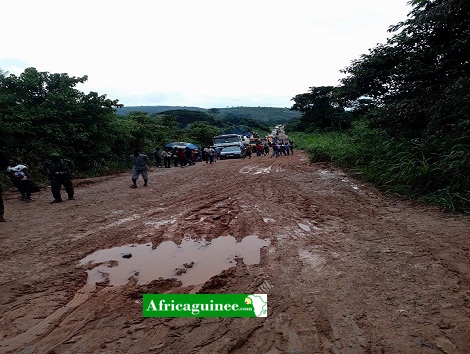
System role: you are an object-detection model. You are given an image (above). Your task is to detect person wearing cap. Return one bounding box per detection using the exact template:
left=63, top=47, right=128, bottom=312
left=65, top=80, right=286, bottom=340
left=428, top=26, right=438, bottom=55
left=44, top=153, right=75, bottom=203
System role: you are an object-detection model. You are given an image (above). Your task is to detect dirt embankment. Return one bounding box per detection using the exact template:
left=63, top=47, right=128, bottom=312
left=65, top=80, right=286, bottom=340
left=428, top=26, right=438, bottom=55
left=0, top=151, right=469, bottom=353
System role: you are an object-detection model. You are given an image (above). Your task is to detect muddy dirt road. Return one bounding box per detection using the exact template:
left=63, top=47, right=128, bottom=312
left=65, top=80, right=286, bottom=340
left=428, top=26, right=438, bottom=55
left=1, top=151, right=469, bottom=353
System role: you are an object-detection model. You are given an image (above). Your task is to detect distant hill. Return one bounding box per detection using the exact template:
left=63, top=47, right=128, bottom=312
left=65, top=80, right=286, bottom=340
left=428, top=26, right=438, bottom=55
left=218, top=107, right=300, bottom=124
left=116, top=106, right=207, bottom=115
left=116, top=106, right=300, bottom=124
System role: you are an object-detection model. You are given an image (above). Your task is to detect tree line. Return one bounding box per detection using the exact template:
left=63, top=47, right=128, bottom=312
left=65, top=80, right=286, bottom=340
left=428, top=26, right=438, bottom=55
left=0, top=68, right=271, bottom=183
left=287, top=0, right=469, bottom=212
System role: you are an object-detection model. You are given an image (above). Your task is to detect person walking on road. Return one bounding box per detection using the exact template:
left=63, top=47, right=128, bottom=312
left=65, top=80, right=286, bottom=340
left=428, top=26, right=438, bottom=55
left=285, top=142, right=291, bottom=155
left=177, top=148, right=186, bottom=167
left=162, top=149, right=172, bottom=168
left=44, top=153, right=75, bottom=203
left=204, top=147, right=215, bottom=164
left=245, top=146, right=252, bottom=159
left=152, top=147, right=162, bottom=168
left=185, top=147, right=195, bottom=166
left=263, top=143, right=269, bottom=156
left=4, top=158, right=33, bottom=201
left=130, top=150, right=150, bottom=188
left=171, top=149, right=179, bottom=167
left=271, top=144, right=280, bottom=158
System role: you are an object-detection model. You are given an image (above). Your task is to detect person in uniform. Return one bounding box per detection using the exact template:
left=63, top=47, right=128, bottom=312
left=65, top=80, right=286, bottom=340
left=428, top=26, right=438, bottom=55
left=130, top=150, right=150, bottom=188
left=44, top=153, right=75, bottom=203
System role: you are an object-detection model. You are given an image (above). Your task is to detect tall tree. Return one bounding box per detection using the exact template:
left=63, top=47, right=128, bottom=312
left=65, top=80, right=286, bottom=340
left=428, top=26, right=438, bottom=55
left=0, top=67, right=122, bottom=172
left=291, top=86, right=348, bottom=131
left=340, top=0, right=470, bottom=138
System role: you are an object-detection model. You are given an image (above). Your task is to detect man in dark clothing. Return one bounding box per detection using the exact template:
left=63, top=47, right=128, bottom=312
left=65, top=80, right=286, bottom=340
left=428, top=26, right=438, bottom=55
left=171, top=149, right=179, bottom=167
left=152, top=148, right=162, bottom=168
left=244, top=146, right=252, bottom=159
left=201, top=146, right=207, bottom=162
left=44, top=153, right=75, bottom=203
left=263, top=143, right=269, bottom=156
left=177, top=148, right=186, bottom=167
left=184, top=147, right=194, bottom=166
left=131, top=150, right=150, bottom=188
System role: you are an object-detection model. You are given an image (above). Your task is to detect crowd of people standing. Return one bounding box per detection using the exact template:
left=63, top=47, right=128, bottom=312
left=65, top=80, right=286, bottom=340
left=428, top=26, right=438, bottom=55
left=1, top=128, right=293, bottom=220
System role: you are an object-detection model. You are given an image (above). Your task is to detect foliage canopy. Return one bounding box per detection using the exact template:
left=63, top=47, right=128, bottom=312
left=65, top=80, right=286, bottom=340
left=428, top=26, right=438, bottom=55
left=0, top=68, right=272, bottom=182
left=289, top=0, right=470, bottom=212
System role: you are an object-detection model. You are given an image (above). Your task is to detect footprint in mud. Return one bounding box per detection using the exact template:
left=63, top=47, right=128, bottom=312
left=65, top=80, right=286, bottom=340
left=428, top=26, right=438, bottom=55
left=179, top=196, right=241, bottom=236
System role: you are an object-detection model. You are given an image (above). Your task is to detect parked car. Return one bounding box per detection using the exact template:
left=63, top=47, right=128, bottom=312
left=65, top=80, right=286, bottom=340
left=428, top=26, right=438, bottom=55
left=219, top=146, right=246, bottom=159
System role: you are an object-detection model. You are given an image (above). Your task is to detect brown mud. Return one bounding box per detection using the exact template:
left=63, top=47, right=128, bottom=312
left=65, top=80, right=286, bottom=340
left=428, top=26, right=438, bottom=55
left=0, top=151, right=469, bottom=353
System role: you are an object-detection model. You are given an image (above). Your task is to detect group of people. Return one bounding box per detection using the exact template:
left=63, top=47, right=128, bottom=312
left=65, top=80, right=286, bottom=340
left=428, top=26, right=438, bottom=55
left=151, top=147, right=199, bottom=170
left=0, top=135, right=294, bottom=220
left=131, top=146, right=203, bottom=188
left=270, top=140, right=294, bottom=158
left=244, top=140, right=294, bottom=159
left=151, top=146, right=220, bottom=168
left=0, top=154, right=75, bottom=220
left=201, top=146, right=217, bottom=164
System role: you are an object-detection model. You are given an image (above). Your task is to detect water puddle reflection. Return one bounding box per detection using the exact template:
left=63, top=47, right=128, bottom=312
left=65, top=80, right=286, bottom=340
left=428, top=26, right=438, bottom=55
left=80, top=235, right=269, bottom=286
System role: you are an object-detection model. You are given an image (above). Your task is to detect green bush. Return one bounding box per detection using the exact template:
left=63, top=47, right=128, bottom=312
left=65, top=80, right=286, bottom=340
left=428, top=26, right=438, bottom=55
left=289, top=126, right=470, bottom=213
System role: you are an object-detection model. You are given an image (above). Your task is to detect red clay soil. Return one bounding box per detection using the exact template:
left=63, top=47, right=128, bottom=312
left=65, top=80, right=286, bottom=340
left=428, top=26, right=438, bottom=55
left=0, top=151, right=469, bottom=353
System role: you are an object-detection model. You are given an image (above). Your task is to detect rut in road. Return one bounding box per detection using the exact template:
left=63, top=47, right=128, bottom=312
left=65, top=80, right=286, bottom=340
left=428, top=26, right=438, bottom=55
left=0, top=151, right=469, bottom=353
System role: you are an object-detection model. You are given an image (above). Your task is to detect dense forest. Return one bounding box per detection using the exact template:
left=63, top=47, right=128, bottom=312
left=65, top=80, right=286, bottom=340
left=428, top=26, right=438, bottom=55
left=287, top=0, right=469, bottom=212
left=0, top=69, right=274, bottom=182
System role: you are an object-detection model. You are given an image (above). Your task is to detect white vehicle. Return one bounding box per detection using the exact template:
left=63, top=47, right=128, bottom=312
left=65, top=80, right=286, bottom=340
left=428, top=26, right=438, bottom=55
left=241, top=135, right=250, bottom=146
left=219, top=145, right=247, bottom=159
left=213, top=134, right=244, bottom=149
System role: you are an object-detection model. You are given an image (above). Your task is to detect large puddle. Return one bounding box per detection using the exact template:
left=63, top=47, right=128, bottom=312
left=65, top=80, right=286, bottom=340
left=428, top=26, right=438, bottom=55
left=80, top=235, right=269, bottom=286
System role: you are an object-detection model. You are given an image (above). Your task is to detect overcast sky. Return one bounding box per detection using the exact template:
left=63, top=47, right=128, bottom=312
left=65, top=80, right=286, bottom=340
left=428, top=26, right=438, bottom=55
left=1, top=0, right=411, bottom=108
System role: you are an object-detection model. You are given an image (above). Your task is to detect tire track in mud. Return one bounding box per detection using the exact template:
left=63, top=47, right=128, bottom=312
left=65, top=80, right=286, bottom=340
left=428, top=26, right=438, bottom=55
left=233, top=155, right=380, bottom=352
left=146, top=161, right=297, bottom=243
left=0, top=284, right=96, bottom=352
left=2, top=151, right=470, bottom=353
left=0, top=156, right=407, bottom=352
left=143, top=183, right=245, bottom=242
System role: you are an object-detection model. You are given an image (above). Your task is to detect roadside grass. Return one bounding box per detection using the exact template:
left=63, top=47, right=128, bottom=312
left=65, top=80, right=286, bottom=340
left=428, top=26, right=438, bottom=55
left=289, top=127, right=470, bottom=213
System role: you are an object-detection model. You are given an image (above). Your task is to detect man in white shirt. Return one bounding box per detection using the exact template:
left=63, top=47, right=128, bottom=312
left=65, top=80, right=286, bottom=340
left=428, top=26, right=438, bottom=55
left=6, top=158, right=32, bottom=201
